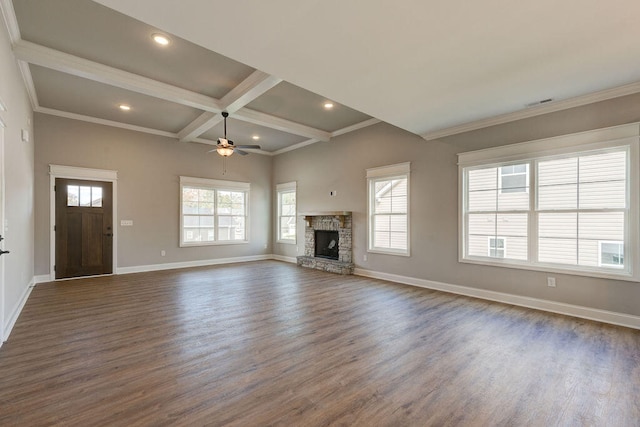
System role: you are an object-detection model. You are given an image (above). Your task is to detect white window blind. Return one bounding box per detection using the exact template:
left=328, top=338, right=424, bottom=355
left=367, top=162, right=410, bottom=255
left=458, top=123, right=639, bottom=281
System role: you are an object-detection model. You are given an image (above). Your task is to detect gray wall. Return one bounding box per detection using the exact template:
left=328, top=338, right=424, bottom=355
left=273, top=93, right=640, bottom=317
left=34, top=114, right=272, bottom=275
left=0, top=17, right=35, bottom=338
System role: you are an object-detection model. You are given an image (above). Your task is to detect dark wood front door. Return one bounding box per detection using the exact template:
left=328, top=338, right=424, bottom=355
left=55, top=178, right=113, bottom=279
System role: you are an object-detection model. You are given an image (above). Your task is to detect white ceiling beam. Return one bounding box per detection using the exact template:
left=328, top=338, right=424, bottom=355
left=331, top=118, right=381, bottom=137
left=177, top=112, right=223, bottom=142
left=0, top=0, right=21, bottom=43
left=13, top=40, right=223, bottom=113
left=220, top=70, right=282, bottom=114
left=178, top=70, right=282, bottom=143
left=36, top=106, right=178, bottom=139
left=234, top=108, right=332, bottom=142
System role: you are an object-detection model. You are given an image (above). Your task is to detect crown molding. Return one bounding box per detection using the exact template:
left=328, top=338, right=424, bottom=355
left=422, top=81, right=640, bottom=141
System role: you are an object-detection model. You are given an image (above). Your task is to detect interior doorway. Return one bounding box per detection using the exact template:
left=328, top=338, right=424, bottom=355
left=49, top=165, right=118, bottom=280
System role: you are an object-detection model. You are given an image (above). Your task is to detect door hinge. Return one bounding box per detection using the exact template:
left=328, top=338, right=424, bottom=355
left=54, top=185, right=56, bottom=191
left=54, top=265, right=56, bottom=271
left=54, top=225, right=56, bottom=231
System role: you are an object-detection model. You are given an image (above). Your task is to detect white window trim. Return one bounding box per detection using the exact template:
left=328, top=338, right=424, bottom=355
left=179, top=176, right=250, bottom=247
left=458, top=122, right=640, bottom=282
left=366, top=162, right=411, bottom=256
left=276, top=181, right=297, bottom=244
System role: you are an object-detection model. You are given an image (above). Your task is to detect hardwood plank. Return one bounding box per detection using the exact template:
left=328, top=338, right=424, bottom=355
left=0, top=261, right=638, bottom=426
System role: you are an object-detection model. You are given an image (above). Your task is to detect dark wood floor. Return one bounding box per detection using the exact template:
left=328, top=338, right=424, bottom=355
left=1, top=261, right=639, bottom=426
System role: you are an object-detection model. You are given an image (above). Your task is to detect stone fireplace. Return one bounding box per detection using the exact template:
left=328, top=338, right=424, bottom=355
left=297, top=211, right=354, bottom=275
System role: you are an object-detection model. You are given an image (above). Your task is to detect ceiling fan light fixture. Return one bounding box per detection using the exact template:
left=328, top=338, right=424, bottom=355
left=216, top=146, right=234, bottom=157
left=323, top=102, right=334, bottom=110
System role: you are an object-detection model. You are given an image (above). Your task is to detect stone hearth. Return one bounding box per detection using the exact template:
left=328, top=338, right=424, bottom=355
left=297, top=211, right=354, bottom=275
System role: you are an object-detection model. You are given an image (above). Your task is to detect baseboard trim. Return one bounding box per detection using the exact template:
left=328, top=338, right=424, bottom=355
left=271, top=254, right=297, bottom=263
left=354, top=268, right=640, bottom=330
left=116, top=255, right=273, bottom=275
left=33, top=274, right=53, bottom=284
left=3, top=279, right=35, bottom=343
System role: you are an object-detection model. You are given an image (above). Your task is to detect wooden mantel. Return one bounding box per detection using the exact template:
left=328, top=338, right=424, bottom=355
left=300, top=211, right=352, bottom=228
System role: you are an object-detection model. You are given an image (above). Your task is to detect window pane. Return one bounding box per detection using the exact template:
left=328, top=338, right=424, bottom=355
left=79, top=186, right=91, bottom=207
left=497, top=191, right=529, bottom=211
left=468, top=213, right=495, bottom=236
left=539, top=238, right=577, bottom=265
left=67, top=185, right=79, bottom=206
left=198, top=202, right=214, bottom=215
left=496, top=214, right=527, bottom=237
left=538, top=184, right=577, bottom=210
left=578, top=212, right=624, bottom=241
left=92, top=187, right=102, bottom=207
left=468, top=168, right=497, bottom=191
left=280, top=217, right=296, bottom=240
left=468, top=189, right=497, bottom=212
left=183, top=201, right=198, bottom=214
left=539, top=213, right=577, bottom=239
left=184, top=216, right=199, bottom=227
left=579, top=181, right=625, bottom=209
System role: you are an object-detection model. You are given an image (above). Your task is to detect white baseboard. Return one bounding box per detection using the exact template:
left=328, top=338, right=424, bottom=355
left=116, top=254, right=273, bottom=275
left=354, top=268, right=640, bottom=330
left=34, top=274, right=53, bottom=284
left=271, top=254, right=297, bottom=263
left=3, top=279, right=35, bottom=343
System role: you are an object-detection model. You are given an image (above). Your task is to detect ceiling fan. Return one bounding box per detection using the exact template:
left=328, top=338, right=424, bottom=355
left=209, top=112, right=261, bottom=157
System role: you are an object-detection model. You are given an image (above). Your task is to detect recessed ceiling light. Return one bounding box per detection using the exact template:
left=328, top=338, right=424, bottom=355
left=324, top=102, right=334, bottom=110
left=252, top=135, right=260, bottom=141
left=152, top=33, right=170, bottom=46
left=119, top=104, right=131, bottom=111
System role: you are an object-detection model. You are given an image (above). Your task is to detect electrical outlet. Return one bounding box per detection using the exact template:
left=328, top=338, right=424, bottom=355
left=161, top=250, right=166, bottom=257
left=363, top=254, right=368, bottom=261
left=547, top=277, right=556, bottom=288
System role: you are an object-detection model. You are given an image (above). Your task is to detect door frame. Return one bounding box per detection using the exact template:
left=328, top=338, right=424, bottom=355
left=0, top=124, right=5, bottom=342
left=49, top=165, right=118, bottom=281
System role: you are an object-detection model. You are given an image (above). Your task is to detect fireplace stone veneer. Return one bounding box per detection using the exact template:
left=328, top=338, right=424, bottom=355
left=297, top=211, right=354, bottom=275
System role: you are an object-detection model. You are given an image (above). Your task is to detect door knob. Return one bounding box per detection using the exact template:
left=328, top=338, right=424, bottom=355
left=104, top=233, right=113, bottom=237
left=0, top=249, right=9, bottom=256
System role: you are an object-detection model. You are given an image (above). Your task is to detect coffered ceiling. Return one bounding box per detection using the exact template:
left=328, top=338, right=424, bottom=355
left=3, top=0, right=640, bottom=154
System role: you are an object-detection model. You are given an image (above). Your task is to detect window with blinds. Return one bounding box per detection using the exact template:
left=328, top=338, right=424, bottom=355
left=367, top=162, right=410, bottom=256
left=459, top=123, right=639, bottom=280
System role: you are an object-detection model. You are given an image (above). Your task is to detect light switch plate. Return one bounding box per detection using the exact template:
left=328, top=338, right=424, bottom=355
left=120, top=220, right=134, bottom=226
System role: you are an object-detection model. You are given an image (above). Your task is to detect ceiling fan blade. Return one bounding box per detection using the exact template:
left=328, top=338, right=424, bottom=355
left=234, top=144, right=261, bottom=149
left=207, top=148, right=217, bottom=153
left=235, top=149, right=249, bottom=156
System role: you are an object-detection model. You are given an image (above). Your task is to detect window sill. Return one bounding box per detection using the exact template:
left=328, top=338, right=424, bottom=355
left=180, top=240, right=249, bottom=248
left=277, top=239, right=296, bottom=245
left=368, top=248, right=411, bottom=257
left=459, top=256, right=637, bottom=282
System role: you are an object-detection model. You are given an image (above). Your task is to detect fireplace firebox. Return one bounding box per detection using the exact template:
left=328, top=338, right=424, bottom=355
left=315, top=230, right=339, bottom=260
